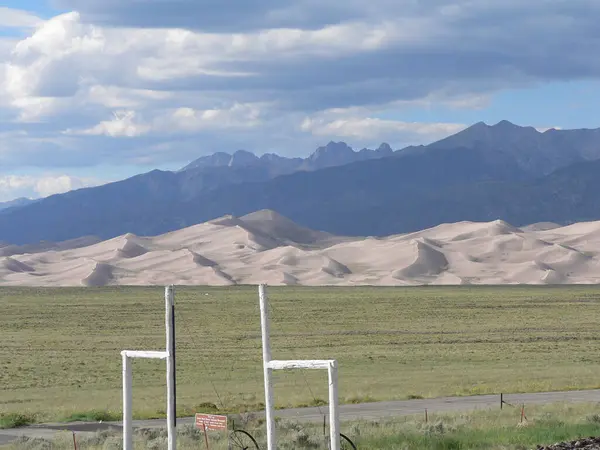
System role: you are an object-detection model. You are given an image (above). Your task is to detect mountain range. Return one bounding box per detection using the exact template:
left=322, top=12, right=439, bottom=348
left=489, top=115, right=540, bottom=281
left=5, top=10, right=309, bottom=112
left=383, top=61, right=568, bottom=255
left=181, top=141, right=394, bottom=175
left=1, top=120, right=600, bottom=245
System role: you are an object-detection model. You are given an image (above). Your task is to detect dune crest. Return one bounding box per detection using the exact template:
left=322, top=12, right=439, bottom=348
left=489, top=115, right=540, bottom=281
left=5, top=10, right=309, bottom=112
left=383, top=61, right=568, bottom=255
left=282, top=272, right=299, bottom=285
left=321, top=256, right=352, bottom=278
left=240, top=209, right=339, bottom=246
left=82, top=263, right=114, bottom=287
left=117, top=236, right=148, bottom=259
left=393, top=240, right=449, bottom=280
left=188, top=250, right=218, bottom=267
left=208, top=215, right=244, bottom=227
left=4, top=210, right=600, bottom=286
left=2, top=257, right=35, bottom=273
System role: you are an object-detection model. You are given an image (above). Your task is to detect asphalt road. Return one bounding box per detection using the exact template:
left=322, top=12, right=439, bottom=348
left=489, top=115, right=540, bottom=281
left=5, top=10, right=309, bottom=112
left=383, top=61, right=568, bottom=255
left=3, top=389, right=600, bottom=445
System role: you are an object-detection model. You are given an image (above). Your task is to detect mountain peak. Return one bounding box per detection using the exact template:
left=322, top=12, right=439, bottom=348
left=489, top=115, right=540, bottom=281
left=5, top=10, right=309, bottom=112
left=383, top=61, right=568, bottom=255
left=260, top=153, right=284, bottom=161
left=0, top=197, right=35, bottom=212
left=376, top=143, right=394, bottom=154
left=466, top=120, right=523, bottom=131
left=324, top=141, right=353, bottom=151
left=229, top=150, right=259, bottom=166
left=469, top=121, right=489, bottom=129
left=233, top=149, right=256, bottom=157
left=180, top=151, right=232, bottom=171
left=308, top=141, right=354, bottom=161
left=493, top=120, right=521, bottom=129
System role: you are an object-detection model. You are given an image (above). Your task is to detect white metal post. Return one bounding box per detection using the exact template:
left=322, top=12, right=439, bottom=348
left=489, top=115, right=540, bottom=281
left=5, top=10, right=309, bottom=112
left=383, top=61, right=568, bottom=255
left=328, top=361, right=340, bottom=450
left=259, top=284, right=276, bottom=450
left=166, top=285, right=176, bottom=450
left=121, top=286, right=176, bottom=450
left=122, top=353, right=133, bottom=450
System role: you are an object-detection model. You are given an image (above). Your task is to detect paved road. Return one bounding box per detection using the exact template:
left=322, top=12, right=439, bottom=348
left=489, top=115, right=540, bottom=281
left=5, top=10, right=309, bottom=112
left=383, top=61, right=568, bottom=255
left=3, top=389, right=600, bottom=445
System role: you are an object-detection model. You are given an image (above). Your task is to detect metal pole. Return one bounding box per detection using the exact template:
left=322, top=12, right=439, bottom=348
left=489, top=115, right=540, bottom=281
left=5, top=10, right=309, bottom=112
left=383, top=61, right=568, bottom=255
left=122, top=352, right=132, bottom=450
left=166, top=285, right=176, bottom=450
left=328, top=361, right=340, bottom=450
left=259, top=284, right=276, bottom=450
left=170, top=287, right=176, bottom=426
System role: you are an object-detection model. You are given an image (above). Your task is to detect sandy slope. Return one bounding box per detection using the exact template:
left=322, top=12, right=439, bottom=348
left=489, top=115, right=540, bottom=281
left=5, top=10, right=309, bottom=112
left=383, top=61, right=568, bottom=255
left=3, top=210, right=600, bottom=286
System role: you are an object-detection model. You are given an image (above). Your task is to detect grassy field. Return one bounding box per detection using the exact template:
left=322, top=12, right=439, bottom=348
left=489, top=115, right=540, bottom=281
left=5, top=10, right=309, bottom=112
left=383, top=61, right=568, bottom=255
left=2, top=285, right=600, bottom=423
left=6, top=403, right=600, bottom=449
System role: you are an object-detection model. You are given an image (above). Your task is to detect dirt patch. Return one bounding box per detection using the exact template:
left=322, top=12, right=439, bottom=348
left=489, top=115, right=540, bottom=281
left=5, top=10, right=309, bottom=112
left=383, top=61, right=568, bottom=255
left=537, top=437, right=600, bottom=449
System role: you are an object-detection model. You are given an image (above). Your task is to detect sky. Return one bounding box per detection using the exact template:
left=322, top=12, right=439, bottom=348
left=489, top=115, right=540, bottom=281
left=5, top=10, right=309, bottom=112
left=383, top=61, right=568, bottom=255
left=0, top=0, right=599, bottom=201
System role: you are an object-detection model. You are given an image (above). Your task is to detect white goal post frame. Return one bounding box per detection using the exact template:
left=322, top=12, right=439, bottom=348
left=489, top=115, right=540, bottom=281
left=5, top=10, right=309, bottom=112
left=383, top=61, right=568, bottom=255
left=121, top=285, right=176, bottom=450
left=259, top=284, right=341, bottom=450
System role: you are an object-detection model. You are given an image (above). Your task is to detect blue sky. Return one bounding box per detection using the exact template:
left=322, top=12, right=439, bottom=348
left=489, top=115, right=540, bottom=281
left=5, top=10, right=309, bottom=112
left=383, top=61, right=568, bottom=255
left=0, top=0, right=599, bottom=201
left=380, top=81, right=600, bottom=131
left=3, top=0, right=62, bottom=15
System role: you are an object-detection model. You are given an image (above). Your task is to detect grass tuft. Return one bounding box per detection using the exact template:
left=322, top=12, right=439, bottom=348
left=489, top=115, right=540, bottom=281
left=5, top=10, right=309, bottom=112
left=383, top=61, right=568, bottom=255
left=0, top=413, right=36, bottom=429
left=296, top=398, right=328, bottom=408
left=346, top=395, right=376, bottom=404
left=194, top=402, right=219, bottom=412
left=62, top=411, right=120, bottom=423
left=6, top=404, right=600, bottom=450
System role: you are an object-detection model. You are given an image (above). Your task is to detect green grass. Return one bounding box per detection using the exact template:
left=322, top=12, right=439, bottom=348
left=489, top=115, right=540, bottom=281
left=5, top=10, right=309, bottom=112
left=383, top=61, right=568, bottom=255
left=3, top=285, right=600, bottom=423
left=350, top=403, right=600, bottom=449
left=0, top=414, right=35, bottom=429
left=6, top=403, right=600, bottom=449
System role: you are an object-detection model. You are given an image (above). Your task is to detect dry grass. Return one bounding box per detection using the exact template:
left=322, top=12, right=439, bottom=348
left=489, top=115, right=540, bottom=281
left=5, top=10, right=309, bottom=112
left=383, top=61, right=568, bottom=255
left=6, top=403, right=600, bottom=449
left=2, top=285, right=600, bottom=422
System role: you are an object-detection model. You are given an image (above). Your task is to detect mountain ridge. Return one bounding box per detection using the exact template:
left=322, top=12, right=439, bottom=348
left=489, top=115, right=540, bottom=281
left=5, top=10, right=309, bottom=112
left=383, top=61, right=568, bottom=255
left=0, top=197, right=35, bottom=212
left=2, top=120, right=600, bottom=245
left=180, top=140, right=396, bottom=175
left=182, top=120, right=600, bottom=178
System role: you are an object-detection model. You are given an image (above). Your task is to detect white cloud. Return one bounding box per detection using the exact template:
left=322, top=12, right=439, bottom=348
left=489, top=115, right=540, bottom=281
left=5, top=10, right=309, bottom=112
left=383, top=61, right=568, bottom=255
left=68, top=110, right=151, bottom=137
left=86, top=85, right=172, bottom=108
left=65, top=103, right=266, bottom=137
left=0, top=2, right=597, bottom=169
left=163, top=103, right=264, bottom=131
left=0, top=174, right=105, bottom=201
left=0, top=7, right=43, bottom=29
left=301, top=115, right=467, bottom=147
left=34, top=175, right=85, bottom=197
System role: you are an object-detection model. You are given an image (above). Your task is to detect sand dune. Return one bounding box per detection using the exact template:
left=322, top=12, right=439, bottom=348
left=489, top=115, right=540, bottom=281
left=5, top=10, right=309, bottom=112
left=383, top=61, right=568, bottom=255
left=392, top=239, right=449, bottom=281
left=1, top=257, right=35, bottom=274
left=82, top=262, right=115, bottom=287
left=4, top=210, right=600, bottom=286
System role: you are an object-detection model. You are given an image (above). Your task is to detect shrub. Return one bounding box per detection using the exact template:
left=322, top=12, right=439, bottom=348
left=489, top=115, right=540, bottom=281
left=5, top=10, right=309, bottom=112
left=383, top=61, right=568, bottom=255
left=0, top=413, right=35, bottom=429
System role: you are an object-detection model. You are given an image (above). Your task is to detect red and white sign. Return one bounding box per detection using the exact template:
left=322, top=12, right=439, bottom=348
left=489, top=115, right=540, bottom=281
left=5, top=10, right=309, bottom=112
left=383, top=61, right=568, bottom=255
left=195, top=413, right=228, bottom=431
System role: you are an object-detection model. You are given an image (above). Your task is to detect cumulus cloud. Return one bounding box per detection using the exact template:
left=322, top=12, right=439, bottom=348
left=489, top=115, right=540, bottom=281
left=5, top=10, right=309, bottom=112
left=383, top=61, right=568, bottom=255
left=0, top=1, right=598, bottom=169
left=65, top=103, right=265, bottom=137
left=68, top=110, right=151, bottom=137
left=0, top=174, right=104, bottom=201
